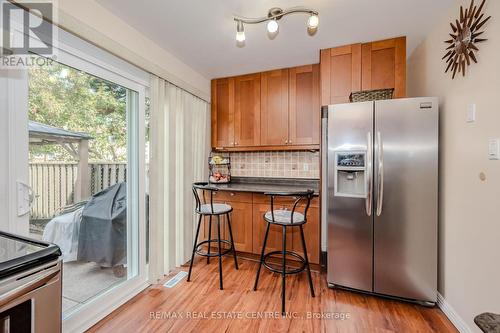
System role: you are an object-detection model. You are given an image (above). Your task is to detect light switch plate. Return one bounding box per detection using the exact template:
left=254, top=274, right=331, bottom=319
left=489, top=139, right=499, bottom=160
left=467, top=104, right=476, bottom=123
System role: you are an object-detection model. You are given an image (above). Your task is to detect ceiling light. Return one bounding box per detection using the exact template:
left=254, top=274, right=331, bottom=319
left=234, top=7, right=318, bottom=45
left=307, top=14, right=319, bottom=29
left=267, top=19, right=279, bottom=34
left=235, top=20, right=245, bottom=42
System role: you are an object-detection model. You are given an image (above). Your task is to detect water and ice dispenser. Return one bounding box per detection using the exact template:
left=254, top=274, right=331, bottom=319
left=334, top=152, right=367, bottom=198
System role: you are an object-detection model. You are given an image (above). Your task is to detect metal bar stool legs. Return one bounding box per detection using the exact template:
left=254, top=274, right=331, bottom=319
left=187, top=214, right=203, bottom=282
left=281, top=225, right=287, bottom=315
left=253, top=223, right=316, bottom=315
left=300, top=225, right=315, bottom=297
left=226, top=213, right=239, bottom=270
left=217, top=215, right=223, bottom=290
left=207, top=216, right=212, bottom=264
left=253, top=222, right=271, bottom=291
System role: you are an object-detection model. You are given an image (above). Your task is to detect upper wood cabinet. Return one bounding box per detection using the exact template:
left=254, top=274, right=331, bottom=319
left=361, top=37, right=406, bottom=98
left=211, top=65, right=320, bottom=151
left=211, top=78, right=234, bottom=148
left=234, top=73, right=261, bottom=147
left=261, top=69, right=289, bottom=146
left=320, top=44, right=361, bottom=105
left=289, top=64, right=320, bottom=145
left=320, top=36, right=406, bottom=105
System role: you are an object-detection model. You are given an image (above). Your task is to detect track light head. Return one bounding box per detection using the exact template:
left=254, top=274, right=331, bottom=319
left=267, top=19, right=279, bottom=34
left=235, top=20, right=245, bottom=42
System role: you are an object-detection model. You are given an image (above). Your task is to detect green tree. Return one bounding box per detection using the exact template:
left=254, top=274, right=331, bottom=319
left=29, top=61, right=127, bottom=162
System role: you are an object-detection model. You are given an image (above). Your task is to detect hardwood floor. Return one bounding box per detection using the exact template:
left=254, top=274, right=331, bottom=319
left=89, top=258, right=457, bottom=333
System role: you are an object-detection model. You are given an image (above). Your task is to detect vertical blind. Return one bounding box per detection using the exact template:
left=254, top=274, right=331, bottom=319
left=149, top=76, right=210, bottom=281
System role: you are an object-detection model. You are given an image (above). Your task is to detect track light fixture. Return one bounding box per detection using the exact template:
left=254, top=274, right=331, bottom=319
left=234, top=7, right=319, bottom=43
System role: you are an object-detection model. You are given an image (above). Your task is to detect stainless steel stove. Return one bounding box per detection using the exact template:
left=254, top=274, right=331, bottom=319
left=0, top=231, right=62, bottom=333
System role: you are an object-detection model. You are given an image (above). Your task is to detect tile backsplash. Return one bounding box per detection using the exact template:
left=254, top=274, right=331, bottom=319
left=229, top=151, right=319, bottom=179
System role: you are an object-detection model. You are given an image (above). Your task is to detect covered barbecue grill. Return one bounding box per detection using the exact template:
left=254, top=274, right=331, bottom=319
left=77, top=182, right=127, bottom=267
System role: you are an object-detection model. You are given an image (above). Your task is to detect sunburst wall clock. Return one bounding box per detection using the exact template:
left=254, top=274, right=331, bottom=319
left=443, top=0, right=492, bottom=79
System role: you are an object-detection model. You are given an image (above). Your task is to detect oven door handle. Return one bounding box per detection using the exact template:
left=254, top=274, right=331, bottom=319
left=0, top=268, right=59, bottom=309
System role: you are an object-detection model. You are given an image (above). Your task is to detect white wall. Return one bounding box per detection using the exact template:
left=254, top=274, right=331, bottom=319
left=408, top=1, right=500, bottom=332
left=53, top=0, right=210, bottom=101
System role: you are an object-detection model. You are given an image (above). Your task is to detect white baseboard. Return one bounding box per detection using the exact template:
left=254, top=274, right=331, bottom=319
left=437, top=292, right=472, bottom=333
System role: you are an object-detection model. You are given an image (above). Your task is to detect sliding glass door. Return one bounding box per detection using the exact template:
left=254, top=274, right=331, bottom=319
left=3, top=7, right=149, bottom=331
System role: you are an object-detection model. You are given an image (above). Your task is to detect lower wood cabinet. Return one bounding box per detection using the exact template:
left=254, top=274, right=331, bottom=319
left=224, top=201, right=253, bottom=253
left=197, top=191, right=320, bottom=265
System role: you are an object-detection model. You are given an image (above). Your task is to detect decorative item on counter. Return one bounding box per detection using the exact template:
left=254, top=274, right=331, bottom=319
left=443, top=0, right=491, bottom=79
left=208, top=152, right=231, bottom=183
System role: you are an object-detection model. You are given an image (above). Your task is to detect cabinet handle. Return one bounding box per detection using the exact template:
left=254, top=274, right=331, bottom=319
left=230, top=192, right=235, bottom=196
left=289, top=139, right=292, bottom=144
left=235, top=142, right=238, bottom=146
left=285, top=140, right=288, bottom=144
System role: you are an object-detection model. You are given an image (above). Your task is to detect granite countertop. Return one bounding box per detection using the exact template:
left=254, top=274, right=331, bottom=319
left=211, top=177, right=319, bottom=195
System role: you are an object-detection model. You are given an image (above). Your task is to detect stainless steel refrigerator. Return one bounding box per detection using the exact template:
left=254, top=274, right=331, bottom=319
left=323, top=97, right=438, bottom=305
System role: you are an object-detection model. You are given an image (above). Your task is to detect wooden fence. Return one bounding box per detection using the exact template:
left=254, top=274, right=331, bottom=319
left=29, top=162, right=127, bottom=220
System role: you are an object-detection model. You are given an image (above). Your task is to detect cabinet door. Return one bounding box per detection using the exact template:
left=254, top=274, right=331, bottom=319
left=320, top=44, right=361, bottom=105
left=234, top=73, right=261, bottom=147
left=289, top=64, right=320, bottom=145
left=261, top=69, right=289, bottom=146
left=224, top=201, right=253, bottom=253
left=361, top=37, right=406, bottom=98
left=211, top=78, right=234, bottom=148
left=291, top=207, right=320, bottom=264
left=252, top=203, right=293, bottom=255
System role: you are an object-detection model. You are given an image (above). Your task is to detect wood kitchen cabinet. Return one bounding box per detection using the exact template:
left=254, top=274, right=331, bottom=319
left=289, top=64, right=320, bottom=145
left=320, top=43, right=361, bottom=105
left=361, top=37, right=406, bottom=98
left=261, top=69, right=289, bottom=146
left=225, top=201, right=253, bottom=253
left=320, top=36, right=406, bottom=104
left=211, top=78, right=234, bottom=148
left=234, top=73, right=261, bottom=147
left=211, top=65, right=320, bottom=151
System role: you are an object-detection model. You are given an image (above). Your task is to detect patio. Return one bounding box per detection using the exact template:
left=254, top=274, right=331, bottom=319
left=29, top=121, right=126, bottom=316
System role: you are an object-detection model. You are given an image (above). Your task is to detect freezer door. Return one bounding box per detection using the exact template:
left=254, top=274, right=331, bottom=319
left=373, top=98, right=438, bottom=302
left=326, top=102, right=374, bottom=292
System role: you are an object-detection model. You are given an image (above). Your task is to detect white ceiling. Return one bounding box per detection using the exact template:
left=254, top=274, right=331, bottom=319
left=96, top=0, right=454, bottom=80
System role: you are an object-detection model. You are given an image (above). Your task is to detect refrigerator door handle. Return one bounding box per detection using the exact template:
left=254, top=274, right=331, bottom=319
left=376, top=131, right=384, bottom=216
left=365, top=132, right=373, bottom=216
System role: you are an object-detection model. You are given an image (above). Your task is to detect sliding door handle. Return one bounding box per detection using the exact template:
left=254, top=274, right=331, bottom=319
left=376, top=131, right=384, bottom=216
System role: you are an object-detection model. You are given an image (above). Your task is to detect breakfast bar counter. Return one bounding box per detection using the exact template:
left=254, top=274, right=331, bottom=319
left=200, top=177, right=321, bottom=266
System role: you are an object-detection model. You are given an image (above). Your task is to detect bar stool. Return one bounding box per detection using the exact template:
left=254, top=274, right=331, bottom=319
left=253, top=190, right=315, bottom=315
left=187, top=182, right=238, bottom=290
